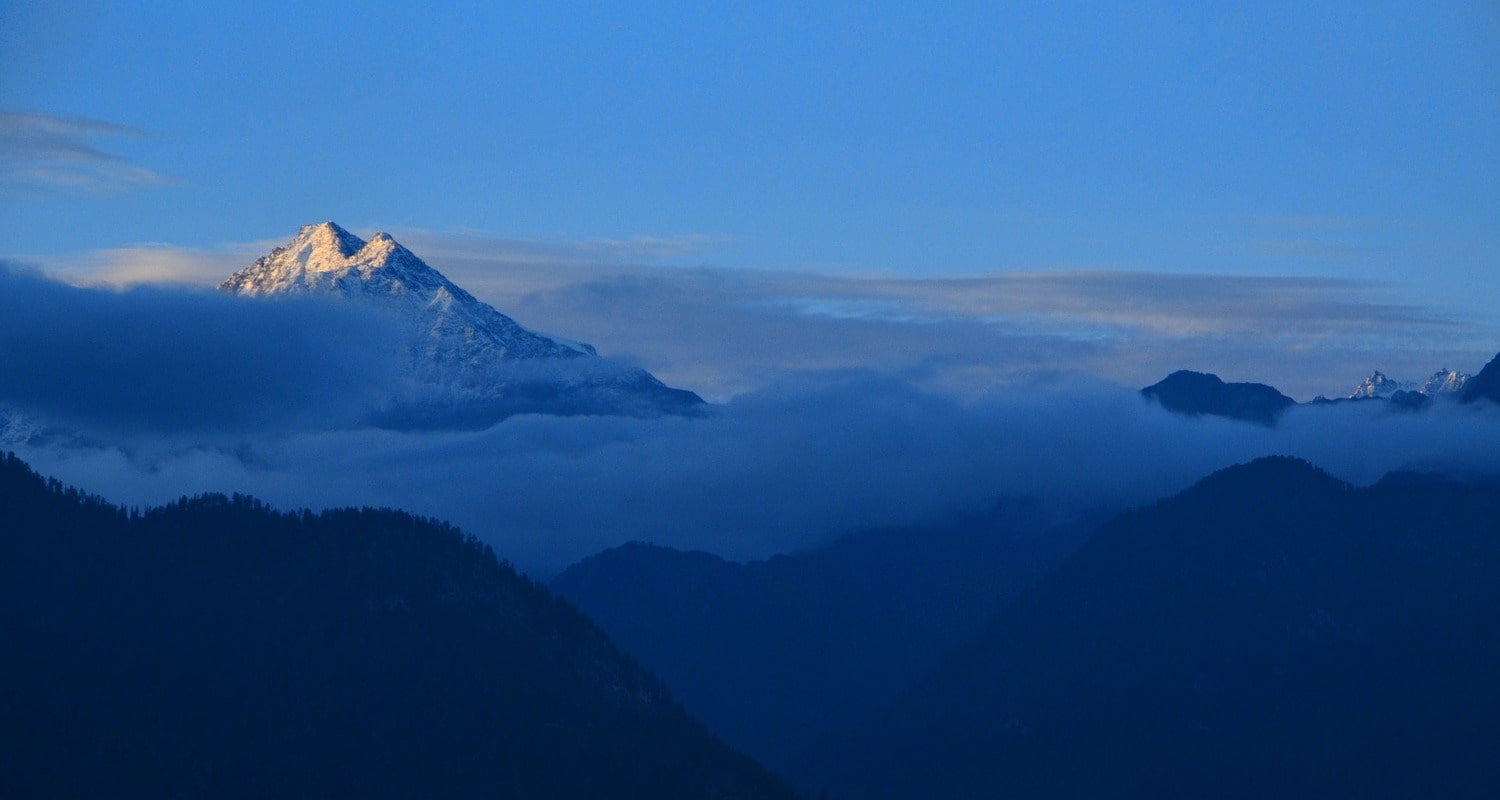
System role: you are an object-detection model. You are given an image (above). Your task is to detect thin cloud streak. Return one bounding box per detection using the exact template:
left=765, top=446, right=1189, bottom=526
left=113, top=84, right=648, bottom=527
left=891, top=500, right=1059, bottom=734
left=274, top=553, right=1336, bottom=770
left=43, top=246, right=252, bottom=287
left=0, top=111, right=176, bottom=191
left=502, top=267, right=1495, bottom=401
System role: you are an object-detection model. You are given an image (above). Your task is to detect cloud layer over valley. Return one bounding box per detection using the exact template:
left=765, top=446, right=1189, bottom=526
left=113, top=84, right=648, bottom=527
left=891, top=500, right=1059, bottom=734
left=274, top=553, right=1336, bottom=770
left=0, top=264, right=404, bottom=433
left=4, top=243, right=1499, bottom=572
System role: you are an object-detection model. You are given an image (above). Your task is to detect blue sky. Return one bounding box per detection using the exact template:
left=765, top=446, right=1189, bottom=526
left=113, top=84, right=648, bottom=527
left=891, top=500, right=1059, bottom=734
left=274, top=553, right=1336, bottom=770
left=2, top=1, right=1497, bottom=376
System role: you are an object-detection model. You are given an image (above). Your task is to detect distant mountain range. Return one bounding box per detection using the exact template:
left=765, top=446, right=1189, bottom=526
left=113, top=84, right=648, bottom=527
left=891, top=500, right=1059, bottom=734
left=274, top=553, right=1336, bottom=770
left=1348, top=368, right=1468, bottom=399
left=1142, top=351, right=1500, bottom=424
left=223, top=222, right=703, bottom=428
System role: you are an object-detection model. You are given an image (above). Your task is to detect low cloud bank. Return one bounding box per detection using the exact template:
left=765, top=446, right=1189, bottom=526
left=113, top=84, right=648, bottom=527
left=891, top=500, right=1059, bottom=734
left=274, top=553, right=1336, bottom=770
left=0, top=264, right=403, bottom=433
left=13, top=369, right=1500, bottom=573
left=4, top=256, right=1499, bottom=573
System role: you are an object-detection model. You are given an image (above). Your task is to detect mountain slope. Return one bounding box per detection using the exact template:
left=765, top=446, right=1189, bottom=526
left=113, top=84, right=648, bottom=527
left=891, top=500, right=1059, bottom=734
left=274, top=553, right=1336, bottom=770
left=1141, top=370, right=1295, bottom=424
left=222, top=222, right=703, bottom=426
left=1461, top=351, right=1500, bottom=405
left=0, top=452, right=794, bottom=799
left=552, top=503, right=1096, bottom=771
left=796, top=457, right=1500, bottom=799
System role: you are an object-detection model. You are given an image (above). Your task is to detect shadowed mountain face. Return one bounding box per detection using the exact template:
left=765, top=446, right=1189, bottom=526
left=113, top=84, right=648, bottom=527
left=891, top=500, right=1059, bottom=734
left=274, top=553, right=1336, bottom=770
left=552, top=503, right=1097, bottom=771
left=223, top=222, right=704, bottom=428
left=1141, top=370, right=1296, bottom=424
left=0, top=453, right=793, bottom=800
left=795, top=457, right=1500, bottom=800
left=1461, top=351, right=1500, bottom=406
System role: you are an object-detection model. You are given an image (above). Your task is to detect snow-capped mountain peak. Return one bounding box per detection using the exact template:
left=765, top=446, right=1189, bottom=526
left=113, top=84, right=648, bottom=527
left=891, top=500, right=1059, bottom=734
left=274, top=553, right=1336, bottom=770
left=1419, top=368, right=1469, bottom=396
left=230, top=223, right=435, bottom=291
left=283, top=221, right=365, bottom=270
left=222, top=223, right=593, bottom=361
left=1348, top=368, right=1469, bottom=399
left=1349, top=371, right=1412, bottom=399
left=220, top=222, right=701, bottom=427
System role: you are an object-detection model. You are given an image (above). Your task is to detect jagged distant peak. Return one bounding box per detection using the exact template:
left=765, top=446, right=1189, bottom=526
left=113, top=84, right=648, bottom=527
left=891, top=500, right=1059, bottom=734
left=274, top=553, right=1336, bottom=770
left=1350, top=368, right=1468, bottom=399
left=1349, top=371, right=1414, bottom=399
left=1419, top=368, right=1468, bottom=396
left=363, top=230, right=395, bottom=247
left=357, top=230, right=414, bottom=259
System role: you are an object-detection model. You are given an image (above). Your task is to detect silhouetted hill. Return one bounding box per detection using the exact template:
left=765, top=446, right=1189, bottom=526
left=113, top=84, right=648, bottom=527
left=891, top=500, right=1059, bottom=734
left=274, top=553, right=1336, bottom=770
left=552, top=503, right=1096, bottom=770
left=797, top=457, right=1500, bottom=799
left=1141, top=370, right=1295, bottom=424
left=1461, top=351, right=1500, bottom=405
left=0, top=452, right=794, bottom=799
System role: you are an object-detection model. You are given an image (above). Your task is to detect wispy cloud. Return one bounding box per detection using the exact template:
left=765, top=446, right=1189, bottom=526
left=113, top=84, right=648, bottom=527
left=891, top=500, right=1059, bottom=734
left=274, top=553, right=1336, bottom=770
left=22, top=230, right=1499, bottom=402
left=496, top=266, right=1495, bottom=401
left=0, top=111, right=176, bottom=191
left=40, top=245, right=249, bottom=287
left=834, top=271, right=1468, bottom=341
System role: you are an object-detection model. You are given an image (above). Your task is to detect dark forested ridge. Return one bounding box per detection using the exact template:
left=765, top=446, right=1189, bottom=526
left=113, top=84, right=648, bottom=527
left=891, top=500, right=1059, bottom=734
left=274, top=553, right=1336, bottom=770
left=0, top=452, right=795, bottom=799
left=552, top=502, right=1097, bottom=770
left=796, top=457, right=1500, bottom=799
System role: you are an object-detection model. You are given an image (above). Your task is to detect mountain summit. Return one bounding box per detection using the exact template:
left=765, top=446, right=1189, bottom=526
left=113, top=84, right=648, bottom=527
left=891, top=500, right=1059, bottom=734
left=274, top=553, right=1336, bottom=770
left=1419, top=367, right=1469, bottom=396
left=1348, top=368, right=1468, bottom=399
left=1348, top=370, right=1413, bottom=399
left=223, top=222, right=703, bottom=427
left=222, top=222, right=593, bottom=363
